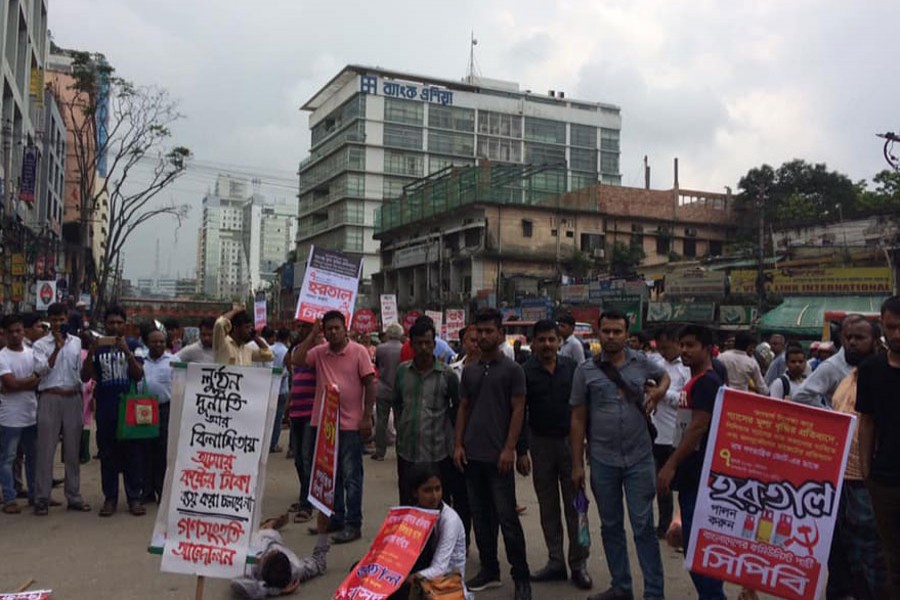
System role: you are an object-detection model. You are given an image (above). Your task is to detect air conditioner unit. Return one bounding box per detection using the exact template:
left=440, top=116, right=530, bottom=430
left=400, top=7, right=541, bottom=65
left=685, top=227, right=698, bottom=237
left=592, top=248, right=605, bottom=259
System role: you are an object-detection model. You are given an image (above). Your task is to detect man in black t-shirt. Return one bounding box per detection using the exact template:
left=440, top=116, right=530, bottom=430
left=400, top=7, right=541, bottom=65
left=859, top=295, right=900, bottom=598
left=454, top=309, right=531, bottom=600
left=657, top=324, right=726, bottom=600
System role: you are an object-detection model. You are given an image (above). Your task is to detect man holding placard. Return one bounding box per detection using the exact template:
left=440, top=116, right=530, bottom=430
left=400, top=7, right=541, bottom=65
left=296, top=310, right=376, bottom=544
left=213, top=305, right=274, bottom=367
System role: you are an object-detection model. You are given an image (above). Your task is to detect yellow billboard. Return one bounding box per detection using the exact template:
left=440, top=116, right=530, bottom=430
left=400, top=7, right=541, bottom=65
left=730, top=267, right=892, bottom=295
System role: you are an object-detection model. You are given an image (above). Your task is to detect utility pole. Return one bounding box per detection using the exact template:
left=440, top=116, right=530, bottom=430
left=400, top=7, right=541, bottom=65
left=755, top=184, right=767, bottom=316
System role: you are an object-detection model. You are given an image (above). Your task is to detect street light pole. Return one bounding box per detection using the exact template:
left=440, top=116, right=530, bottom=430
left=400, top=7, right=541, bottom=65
left=756, top=185, right=767, bottom=316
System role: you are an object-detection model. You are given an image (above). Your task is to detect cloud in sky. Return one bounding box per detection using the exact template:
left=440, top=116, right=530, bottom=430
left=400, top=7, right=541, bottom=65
left=49, top=0, right=900, bottom=278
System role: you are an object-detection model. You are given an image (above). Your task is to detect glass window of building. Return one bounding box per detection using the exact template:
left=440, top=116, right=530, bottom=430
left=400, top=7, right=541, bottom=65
left=384, top=150, right=424, bottom=177
left=428, top=105, right=475, bottom=132
left=383, top=176, right=408, bottom=199
left=477, top=111, right=522, bottom=138
left=476, top=136, right=522, bottom=162
left=427, top=130, right=474, bottom=156
left=384, top=123, right=423, bottom=150
left=571, top=171, right=598, bottom=191
left=600, top=151, right=619, bottom=174
left=384, top=98, right=424, bottom=125
left=525, top=142, right=566, bottom=165
left=600, top=128, right=620, bottom=152
left=571, top=124, right=598, bottom=148
left=570, top=148, right=598, bottom=172
left=346, top=173, right=365, bottom=197
left=524, top=117, right=566, bottom=144
left=429, top=155, right=474, bottom=173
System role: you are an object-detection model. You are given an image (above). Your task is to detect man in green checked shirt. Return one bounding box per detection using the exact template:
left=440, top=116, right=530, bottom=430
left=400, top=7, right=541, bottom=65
left=392, top=318, right=470, bottom=541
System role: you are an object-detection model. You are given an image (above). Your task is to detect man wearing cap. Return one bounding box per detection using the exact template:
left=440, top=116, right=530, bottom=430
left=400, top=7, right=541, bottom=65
left=557, top=314, right=585, bottom=364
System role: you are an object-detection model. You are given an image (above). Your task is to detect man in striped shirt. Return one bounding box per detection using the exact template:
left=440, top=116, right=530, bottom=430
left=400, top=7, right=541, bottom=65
left=393, top=319, right=469, bottom=538
left=289, top=322, right=318, bottom=523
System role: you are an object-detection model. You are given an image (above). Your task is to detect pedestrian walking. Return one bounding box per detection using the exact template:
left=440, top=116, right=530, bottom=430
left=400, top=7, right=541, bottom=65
left=768, top=344, right=807, bottom=400
left=373, top=323, right=404, bottom=461
left=716, top=333, right=768, bottom=394
left=269, top=329, right=291, bottom=453
left=557, top=313, right=586, bottom=364
left=140, top=329, right=173, bottom=505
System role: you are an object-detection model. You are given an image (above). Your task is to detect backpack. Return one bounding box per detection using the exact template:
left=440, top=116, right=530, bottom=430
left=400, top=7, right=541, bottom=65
left=778, top=374, right=791, bottom=399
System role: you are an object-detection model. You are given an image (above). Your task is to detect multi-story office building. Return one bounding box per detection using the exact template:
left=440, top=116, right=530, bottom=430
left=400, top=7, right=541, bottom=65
left=297, top=65, right=622, bottom=283
left=197, top=175, right=298, bottom=300
left=242, top=194, right=297, bottom=294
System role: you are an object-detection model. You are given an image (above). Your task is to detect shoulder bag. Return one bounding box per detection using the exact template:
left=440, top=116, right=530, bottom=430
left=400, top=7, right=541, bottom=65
left=595, top=357, right=657, bottom=442
left=116, top=381, right=160, bottom=440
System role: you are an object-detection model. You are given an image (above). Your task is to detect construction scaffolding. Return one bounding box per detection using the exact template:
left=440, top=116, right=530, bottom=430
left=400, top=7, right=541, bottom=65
left=375, top=161, right=570, bottom=235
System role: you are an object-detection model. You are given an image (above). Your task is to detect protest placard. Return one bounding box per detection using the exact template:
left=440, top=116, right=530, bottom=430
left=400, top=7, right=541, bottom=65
left=151, top=363, right=281, bottom=580
left=309, top=384, right=340, bottom=516
left=685, top=388, right=855, bottom=600
left=445, top=309, right=465, bottom=340
left=253, top=299, right=267, bottom=331
left=425, top=310, right=443, bottom=338
left=0, top=592, right=52, bottom=600
left=380, top=294, right=398, bottom=327
left=334, top=507, right=440, bottom=599
left=295, top=245, right=362, bottom=324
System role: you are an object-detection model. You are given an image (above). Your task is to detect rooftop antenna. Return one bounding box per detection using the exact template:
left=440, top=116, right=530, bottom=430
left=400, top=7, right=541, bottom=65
left=466, top=31, right=480, bottom=83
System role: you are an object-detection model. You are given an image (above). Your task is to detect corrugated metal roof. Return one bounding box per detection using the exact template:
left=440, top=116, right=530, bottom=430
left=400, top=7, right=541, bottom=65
left=759, top=296, right=885, bottom=336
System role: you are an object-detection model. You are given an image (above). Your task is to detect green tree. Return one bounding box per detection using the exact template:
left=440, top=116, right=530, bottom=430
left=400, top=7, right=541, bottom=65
left=53, top=51, right=191, bottom=320
left=610, top=240, right=645, bottom=277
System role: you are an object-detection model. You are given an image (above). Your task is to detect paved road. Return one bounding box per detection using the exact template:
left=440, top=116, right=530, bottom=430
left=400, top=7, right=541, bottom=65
left=0, top=442, right=769, bottom=599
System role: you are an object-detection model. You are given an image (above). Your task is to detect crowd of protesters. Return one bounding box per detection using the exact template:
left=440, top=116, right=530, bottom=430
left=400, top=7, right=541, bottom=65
left=5, top=297, right=900, bottom=600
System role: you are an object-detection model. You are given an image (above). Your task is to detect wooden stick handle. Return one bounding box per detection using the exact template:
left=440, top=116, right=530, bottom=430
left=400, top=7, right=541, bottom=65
left=194, top=575, right=205, bottom=600
left=14, top=579, right=35, bottom=593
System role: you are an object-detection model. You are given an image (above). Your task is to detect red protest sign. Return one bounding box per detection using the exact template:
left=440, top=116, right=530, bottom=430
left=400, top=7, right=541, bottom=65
left=1, top=592, right=52, bottom=600
left=401, top=311, right=421, bottom=333
left=685, top=389, right=854, bottom=600
left=334, top=507, right=439, bottom=599
left=352, top=308, right=377, bottom=334
left=309, top=384, right=340, bottom=516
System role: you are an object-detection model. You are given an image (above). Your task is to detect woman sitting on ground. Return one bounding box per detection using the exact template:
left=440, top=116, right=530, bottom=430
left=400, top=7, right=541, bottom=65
left=390, top=463, right=472, bottom=600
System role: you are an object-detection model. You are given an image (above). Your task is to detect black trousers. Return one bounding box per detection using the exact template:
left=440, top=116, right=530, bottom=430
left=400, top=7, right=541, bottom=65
left=652, top=443, right=674, bottom=532
left=465, top=459, right=530, bottom=581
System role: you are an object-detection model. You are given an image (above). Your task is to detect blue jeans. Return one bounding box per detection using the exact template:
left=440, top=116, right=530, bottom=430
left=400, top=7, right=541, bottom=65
left=1, top=425, right=36, bottom=503
left=679, top=485, right=726, bottom=600
left=332, top=430, right=363, bottom=529
left=270, top=393, right=288, bottom=452
left=590, top=453, right=664, bottom=599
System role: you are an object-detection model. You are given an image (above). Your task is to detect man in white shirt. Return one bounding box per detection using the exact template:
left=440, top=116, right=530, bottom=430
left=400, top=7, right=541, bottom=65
left=269, top=329, right=290, bottom=453
left=0, top=314, right=41, bottom=513
left=768, top=345, right=807, bottom=400
left=32, top=302, right=89, bottom=515
left=141, top=329, right=174, bottom=503
left=651, top=325, right=691, bottom=537
left=557, top=314, right=586, bottom=363
left=717, top=332, right=768, bottom=395
left=174, top=317, right=215, bottom=364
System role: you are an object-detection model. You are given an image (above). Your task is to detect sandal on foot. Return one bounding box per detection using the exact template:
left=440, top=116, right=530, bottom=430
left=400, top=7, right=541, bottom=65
left=294, top=508, right=313, bottom=523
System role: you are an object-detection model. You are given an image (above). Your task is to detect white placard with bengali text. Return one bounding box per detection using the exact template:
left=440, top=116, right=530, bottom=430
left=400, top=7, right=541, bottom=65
left=160, top=364, right=273, bottom=578
left=380, top=294, right=398, bottom=327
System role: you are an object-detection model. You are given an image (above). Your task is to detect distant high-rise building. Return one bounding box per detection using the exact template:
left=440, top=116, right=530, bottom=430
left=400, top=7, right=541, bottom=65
left=296, top=65, right=622, bottom=283
left=197, top=174, right=297, bottom=299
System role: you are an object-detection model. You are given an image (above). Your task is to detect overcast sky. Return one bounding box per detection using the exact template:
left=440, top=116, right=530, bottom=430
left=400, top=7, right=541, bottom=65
left=50, top=0, right=899, bottom=280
